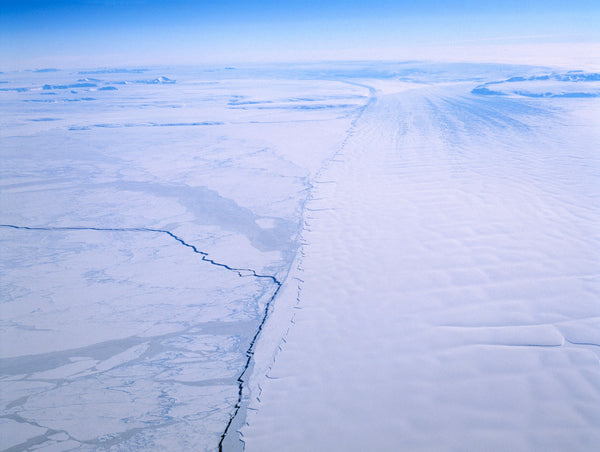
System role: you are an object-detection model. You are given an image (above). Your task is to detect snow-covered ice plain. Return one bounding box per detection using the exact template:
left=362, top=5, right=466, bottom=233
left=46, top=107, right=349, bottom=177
left=1, top=62, right=599, bottom=451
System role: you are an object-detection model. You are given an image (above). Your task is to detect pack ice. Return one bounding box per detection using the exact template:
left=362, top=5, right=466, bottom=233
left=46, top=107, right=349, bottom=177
left=0, top=62, right=599, bottom=451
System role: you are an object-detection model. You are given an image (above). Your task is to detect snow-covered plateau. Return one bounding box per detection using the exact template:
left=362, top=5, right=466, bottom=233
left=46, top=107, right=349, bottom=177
left=1, top=62, right=599, bottom=451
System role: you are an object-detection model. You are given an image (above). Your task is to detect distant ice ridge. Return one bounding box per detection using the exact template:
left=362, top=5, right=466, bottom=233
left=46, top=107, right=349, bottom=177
left=472, top=71, right=600, bottom=97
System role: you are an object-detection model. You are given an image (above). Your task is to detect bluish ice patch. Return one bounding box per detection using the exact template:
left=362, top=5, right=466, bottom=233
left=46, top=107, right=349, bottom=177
left=107, top=180, right=296, bottom=253
left=471, top=87, right=506, bottom=96
left=78, top=68, right=150, bottom=74
left=83, top=121, right=223, bottom=128
left=256, top=103, right=357, bottom=110
left=43, top=83, right=98, bottom=89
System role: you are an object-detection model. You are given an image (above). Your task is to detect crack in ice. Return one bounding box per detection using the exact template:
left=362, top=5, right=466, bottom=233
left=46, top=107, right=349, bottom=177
left=0, top=224, right=278, bottom=282
left=218, top=282, right=282, bottom=452
left=0, top=223, right=282, bottom=451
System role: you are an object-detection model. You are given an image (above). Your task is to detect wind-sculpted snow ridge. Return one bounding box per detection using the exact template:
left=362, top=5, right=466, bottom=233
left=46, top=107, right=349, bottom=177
left=69, top=121, right=224, bottom=130
left=217, top=81, right=377, bottom=451
left=227, top=80, right=378, bottom=450
left=78, top=68, right=150, bottom=75
left=472, top=71, right=600, bottom=97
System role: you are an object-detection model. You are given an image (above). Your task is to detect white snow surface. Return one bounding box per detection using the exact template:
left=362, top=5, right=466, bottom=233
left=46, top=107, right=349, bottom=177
left=241, top=72, right=600, bottom=451
left=1, top=62, right=599, bottom=451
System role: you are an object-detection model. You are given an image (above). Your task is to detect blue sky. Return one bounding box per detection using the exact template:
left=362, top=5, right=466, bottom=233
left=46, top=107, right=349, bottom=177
left=2, top=1, right=599, bottom=69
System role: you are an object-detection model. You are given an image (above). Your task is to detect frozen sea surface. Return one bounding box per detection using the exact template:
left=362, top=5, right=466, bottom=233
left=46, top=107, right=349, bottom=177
left=1, top=63, right=599, bottom=451
left=0, top=64, right=367, bottom=451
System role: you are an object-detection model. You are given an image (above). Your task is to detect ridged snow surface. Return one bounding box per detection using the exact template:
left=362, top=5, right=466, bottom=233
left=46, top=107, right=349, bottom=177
left=1, top=63, right=599, bottom=451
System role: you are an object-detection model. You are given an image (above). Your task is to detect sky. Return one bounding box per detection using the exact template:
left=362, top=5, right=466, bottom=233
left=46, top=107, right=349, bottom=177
left=1, top=0, right=599, bottom=69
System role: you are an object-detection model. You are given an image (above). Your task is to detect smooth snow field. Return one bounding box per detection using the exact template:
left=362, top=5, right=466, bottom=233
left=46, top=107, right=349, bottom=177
left=1, top=62, right=599, bottom=451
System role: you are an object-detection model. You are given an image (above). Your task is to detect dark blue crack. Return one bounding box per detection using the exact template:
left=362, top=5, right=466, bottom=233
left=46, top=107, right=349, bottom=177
left=0, top=224, right=278, bottom=283
left=566, top=339, right=600, bottom=348
left=219, top=281, right=281, bottom=452
left=0, top=223, right=281, bottom=450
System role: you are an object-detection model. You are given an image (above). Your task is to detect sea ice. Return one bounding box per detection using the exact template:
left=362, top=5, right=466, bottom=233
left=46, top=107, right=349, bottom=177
left=1, top=62, right=599, bottom=451
left=0, top=65, right=366, bottom=451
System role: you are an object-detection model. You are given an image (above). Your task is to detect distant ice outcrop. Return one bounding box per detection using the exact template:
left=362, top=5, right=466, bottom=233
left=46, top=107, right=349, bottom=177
left=148, top=76, right=175, bottom=84
left=472, top=72, right=600, bottom=98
